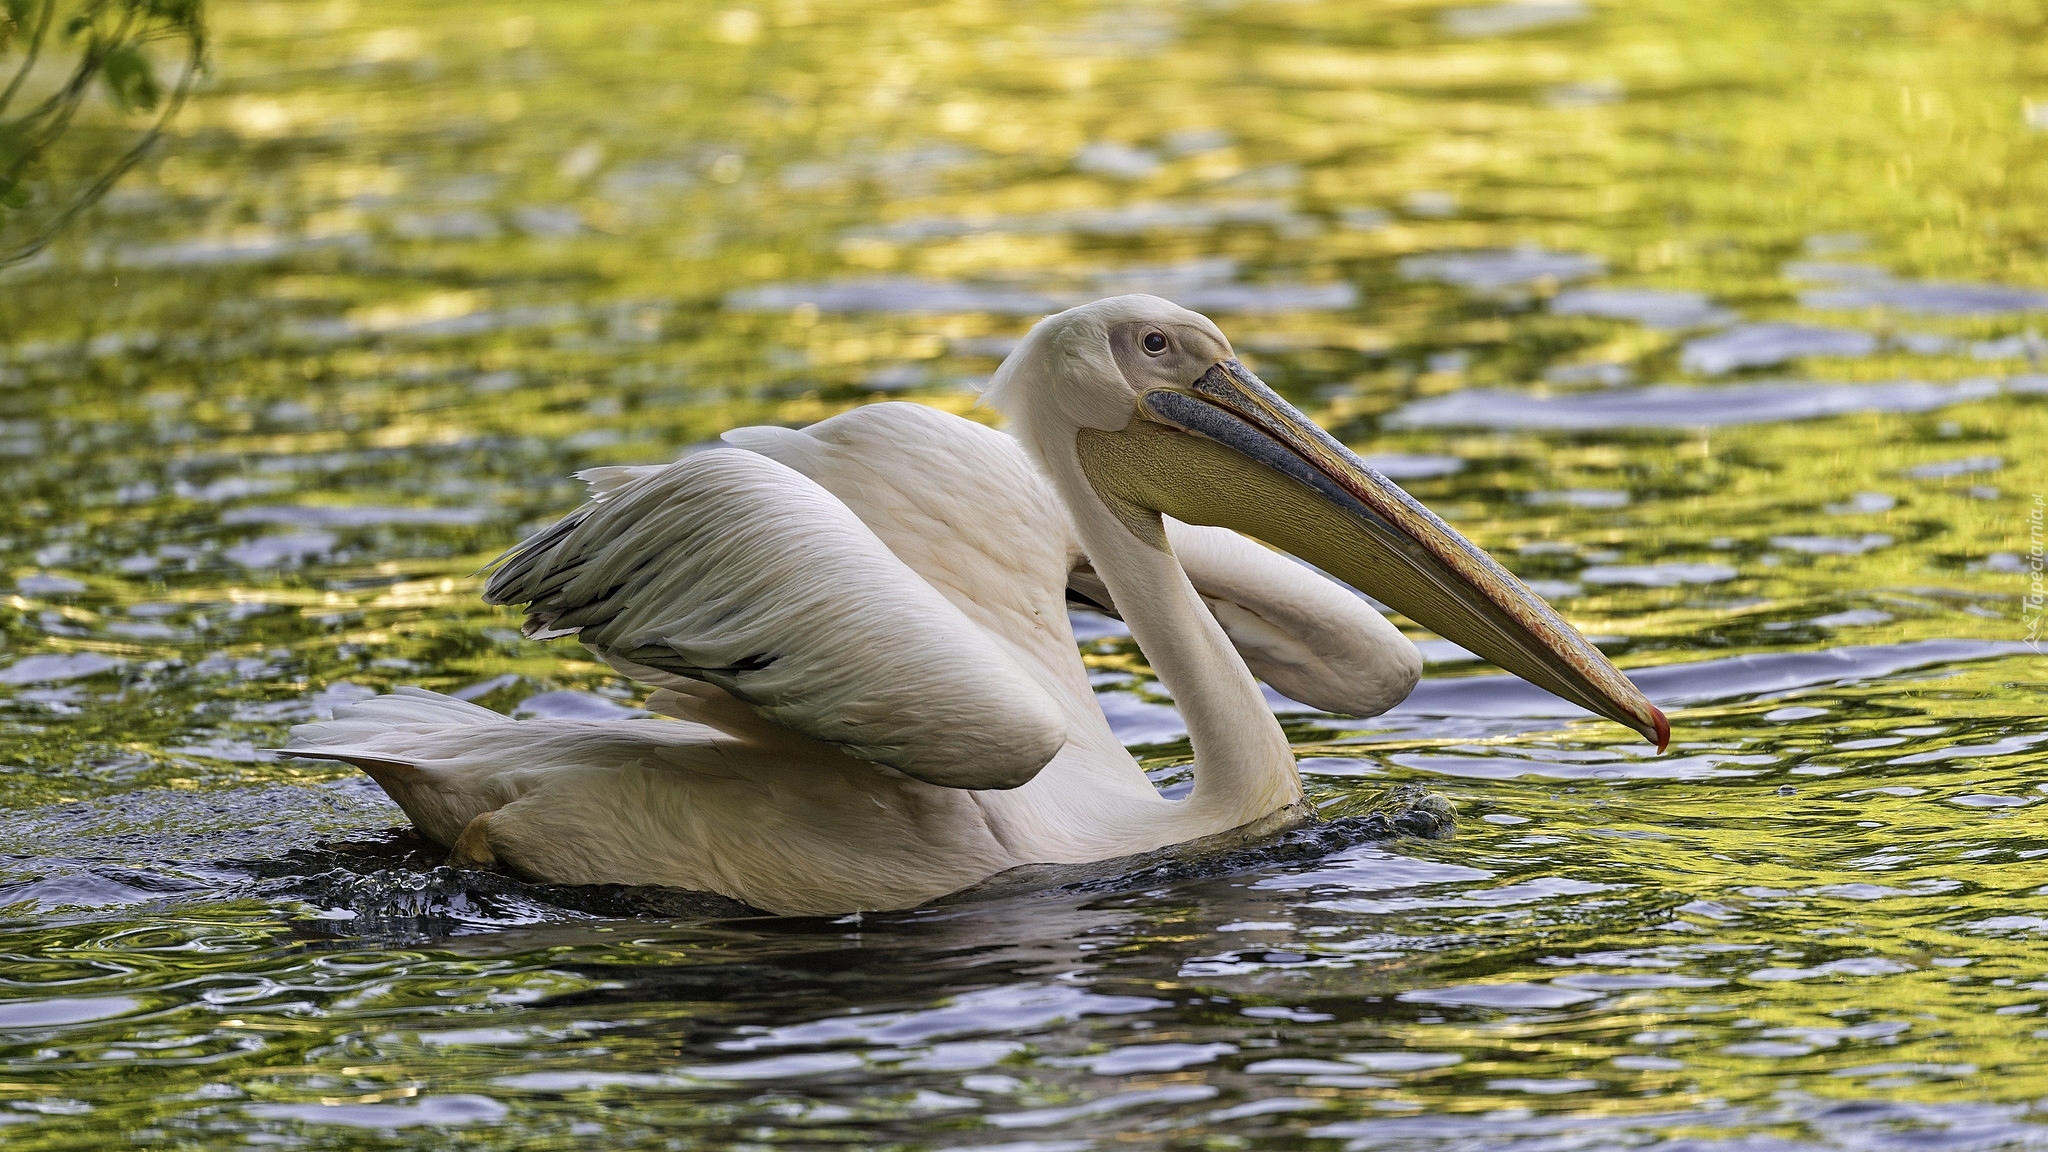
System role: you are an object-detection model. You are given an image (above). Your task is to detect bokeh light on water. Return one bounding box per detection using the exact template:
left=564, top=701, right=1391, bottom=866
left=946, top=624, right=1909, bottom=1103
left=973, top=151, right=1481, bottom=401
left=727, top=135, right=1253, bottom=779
left=1, top=0, right=2046, bottom=1146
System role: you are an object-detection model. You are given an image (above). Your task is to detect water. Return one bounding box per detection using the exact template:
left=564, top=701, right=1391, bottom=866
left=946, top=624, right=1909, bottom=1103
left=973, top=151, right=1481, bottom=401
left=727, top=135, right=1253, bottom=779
left=2, top=0, right=2046, bottom=1146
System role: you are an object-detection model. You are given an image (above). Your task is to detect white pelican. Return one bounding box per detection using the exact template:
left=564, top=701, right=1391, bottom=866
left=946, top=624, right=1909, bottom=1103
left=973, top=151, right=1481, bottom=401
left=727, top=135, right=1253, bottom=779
left=289, top=296, right=1666, bottom=915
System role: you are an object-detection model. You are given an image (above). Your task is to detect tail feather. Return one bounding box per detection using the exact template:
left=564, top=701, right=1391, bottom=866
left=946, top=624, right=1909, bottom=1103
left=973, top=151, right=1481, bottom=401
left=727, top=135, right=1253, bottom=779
left=285, top=686, right=501, bottom=759
left=282, top=688, right=521, bottom=841
left=284, top=687, right=731, bottom=846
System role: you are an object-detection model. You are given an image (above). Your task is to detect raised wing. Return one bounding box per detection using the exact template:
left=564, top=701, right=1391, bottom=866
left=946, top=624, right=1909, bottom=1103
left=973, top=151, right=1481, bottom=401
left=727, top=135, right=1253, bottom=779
left=720, top=404, right=1083, bottom=648
left=718, top=403, right=1421, bottom=721
left=483, top=447, right=1067, bottom=790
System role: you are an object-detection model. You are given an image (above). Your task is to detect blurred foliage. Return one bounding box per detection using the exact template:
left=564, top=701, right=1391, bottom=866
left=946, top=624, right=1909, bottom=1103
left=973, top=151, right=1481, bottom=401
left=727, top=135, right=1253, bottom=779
left=0, top=0, right=204, bottom=266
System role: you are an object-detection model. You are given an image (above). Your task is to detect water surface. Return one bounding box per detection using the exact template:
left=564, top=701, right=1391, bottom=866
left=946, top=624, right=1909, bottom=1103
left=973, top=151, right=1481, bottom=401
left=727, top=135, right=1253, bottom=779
left=2, top=0, right=2046, bottom=1147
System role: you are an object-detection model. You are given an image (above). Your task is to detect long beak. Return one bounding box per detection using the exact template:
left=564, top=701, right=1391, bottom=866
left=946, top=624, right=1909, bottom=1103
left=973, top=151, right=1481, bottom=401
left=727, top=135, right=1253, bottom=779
left=1078, top=359, right=1668, bottom=750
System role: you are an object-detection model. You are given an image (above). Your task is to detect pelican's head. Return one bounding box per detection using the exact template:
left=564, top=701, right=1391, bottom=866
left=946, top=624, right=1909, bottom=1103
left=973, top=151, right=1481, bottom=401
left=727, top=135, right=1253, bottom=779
left=988, top=295, right=1669, bottom=750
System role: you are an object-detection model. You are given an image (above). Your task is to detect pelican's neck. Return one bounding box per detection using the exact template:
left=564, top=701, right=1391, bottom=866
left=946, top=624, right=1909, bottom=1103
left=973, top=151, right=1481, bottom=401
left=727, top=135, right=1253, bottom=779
left=1061, top=454, right=1303, bottom=832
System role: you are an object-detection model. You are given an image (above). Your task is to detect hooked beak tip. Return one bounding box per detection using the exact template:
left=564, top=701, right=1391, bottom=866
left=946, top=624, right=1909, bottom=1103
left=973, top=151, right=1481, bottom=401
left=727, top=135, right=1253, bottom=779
left=1650, top=706, right=1671, bottom=753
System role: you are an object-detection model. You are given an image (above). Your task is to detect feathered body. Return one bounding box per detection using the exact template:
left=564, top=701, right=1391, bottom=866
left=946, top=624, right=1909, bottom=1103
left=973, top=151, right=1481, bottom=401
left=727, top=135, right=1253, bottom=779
left=298, top=401, right=1410, bottom=914
left=290, top=296, right=1663, bottom=915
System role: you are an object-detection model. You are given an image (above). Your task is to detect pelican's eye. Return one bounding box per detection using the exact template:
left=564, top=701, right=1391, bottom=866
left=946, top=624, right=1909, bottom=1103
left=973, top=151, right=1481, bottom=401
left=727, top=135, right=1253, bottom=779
left=1141, top=330, right=1168, bottom=355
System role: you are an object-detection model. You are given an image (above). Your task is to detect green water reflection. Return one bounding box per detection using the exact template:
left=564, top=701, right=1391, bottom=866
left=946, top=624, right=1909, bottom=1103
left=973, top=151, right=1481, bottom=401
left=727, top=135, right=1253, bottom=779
left=1, top=0, right=2045, bottom=1146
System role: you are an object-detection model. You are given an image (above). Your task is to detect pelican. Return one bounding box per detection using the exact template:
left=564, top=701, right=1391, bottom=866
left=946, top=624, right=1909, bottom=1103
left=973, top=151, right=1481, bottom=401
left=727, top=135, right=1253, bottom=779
left=289, top=296, right=1666, bottom=915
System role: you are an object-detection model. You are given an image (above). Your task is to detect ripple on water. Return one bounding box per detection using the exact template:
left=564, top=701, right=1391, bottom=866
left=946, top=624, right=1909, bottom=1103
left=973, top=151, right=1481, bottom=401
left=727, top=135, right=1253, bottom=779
left=1579, top=562, right=1736, bottom=585
left=1903, top=454, right=2003, bottom=479
left=1549, top=286, right=1735, bottom=329
left=1386, top=377, right=2005, bottom=429
left=1096, top=688, right=1188, bottom=744
left=1800, top=278, right=2048, bottom=315
left=857, top=199, right=1309, bottom=241
left=244, top=1096, right=508, bottom=1130
left=1397, top=983, right=1603, bottom=1010
left=14, top=573, right=87, bottom=595
left=510, top=690, right=650, bottom=721
left=717, top=985, right=1171, bottom=1051
left=0, top=653, right=122, bottom=685
left=220, top=531, right=336, bottom=568
left=1365, top=453, right=1466, bottom=479
left=219, top=504, right=495, bottom=527
left=728, top=277, right=1064, bottom=315
left=1309, top=1099, right=2048, bottom=1148
left=1679, top=322, right=1878, bottom=374
left=726, top=270, right=1356, bottom=316
left=1441, top=1, right=1589, bottom=38
left=0, top=865, right=211, bottom=911
left=1388, top=751, right=1768, bottom=781
left=986, top=1084, right=1221, bottom=1129
left=1054, top=1041, right=1238, bottom=1074
left=1397, top=246, right=1604, bottom=292
left=0, top=997, right=141, bottom=1030
left=1527, top=488, right=1630, bottom=508
left=1768, top=533, right=1893, bottom=555
left=1388, top=639, right=2032, bottom=720
left=2, top=1, right=2044, bottom=1147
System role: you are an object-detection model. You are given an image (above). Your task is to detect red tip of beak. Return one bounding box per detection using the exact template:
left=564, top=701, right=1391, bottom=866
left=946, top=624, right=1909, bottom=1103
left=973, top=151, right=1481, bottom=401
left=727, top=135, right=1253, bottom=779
left=1650, top=706, right=1670, bottom=753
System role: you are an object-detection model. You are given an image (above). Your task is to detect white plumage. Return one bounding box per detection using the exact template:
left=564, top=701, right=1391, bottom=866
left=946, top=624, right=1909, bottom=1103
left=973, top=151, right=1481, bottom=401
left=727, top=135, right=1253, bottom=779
left=290, top=296, right=1663, bottom=915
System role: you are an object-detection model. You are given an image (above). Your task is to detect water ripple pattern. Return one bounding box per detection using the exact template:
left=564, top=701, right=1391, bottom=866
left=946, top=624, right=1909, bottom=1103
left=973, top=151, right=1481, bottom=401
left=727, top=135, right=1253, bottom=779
left=0, top=0, right=2043, bottom=1148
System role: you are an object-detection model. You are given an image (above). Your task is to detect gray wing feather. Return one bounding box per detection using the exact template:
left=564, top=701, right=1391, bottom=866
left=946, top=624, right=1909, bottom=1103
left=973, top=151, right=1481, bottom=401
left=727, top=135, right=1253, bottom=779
left=483, top=448, right=1067, bottom=790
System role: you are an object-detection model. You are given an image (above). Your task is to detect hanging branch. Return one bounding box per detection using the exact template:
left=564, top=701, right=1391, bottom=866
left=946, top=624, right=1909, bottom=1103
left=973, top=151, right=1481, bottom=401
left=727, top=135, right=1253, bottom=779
left=0, top=1, right=61, bottom=113
left=0, top=0, right=207, bottom=269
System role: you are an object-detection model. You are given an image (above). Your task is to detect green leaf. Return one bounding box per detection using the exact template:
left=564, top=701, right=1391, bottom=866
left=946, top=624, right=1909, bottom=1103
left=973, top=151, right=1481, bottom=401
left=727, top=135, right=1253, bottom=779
left=100, top=41, right=160, bottom=112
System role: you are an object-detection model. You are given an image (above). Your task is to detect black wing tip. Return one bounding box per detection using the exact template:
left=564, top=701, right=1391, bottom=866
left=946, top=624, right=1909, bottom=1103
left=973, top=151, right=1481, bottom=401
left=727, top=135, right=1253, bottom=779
left=479, top=505, right=596, bottom=605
